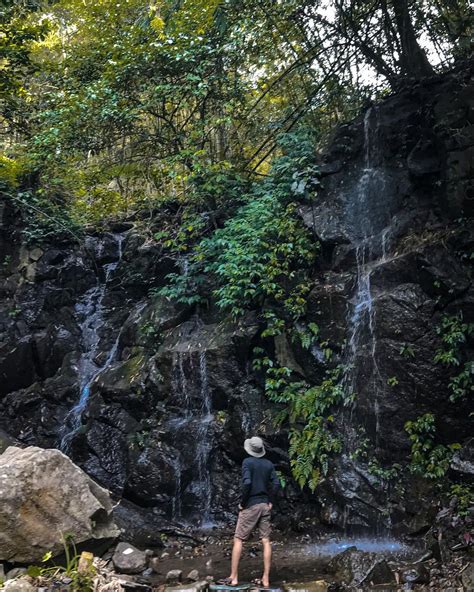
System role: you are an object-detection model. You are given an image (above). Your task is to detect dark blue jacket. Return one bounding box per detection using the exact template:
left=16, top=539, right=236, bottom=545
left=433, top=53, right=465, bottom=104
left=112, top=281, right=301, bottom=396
left=241, top=456, right=280, bottom=508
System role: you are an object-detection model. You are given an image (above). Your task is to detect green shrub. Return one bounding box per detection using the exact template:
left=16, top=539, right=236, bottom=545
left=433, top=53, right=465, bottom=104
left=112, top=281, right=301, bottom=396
left=434, top=313, right=474, bottom=402
left=405, top=413, right=460, bottom=479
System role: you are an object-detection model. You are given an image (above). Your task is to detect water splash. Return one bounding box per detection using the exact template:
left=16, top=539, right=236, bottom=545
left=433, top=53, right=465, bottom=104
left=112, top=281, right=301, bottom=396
left=301, top=538, right=413, bottom=557
left=59, top=233, right=125, bottom=452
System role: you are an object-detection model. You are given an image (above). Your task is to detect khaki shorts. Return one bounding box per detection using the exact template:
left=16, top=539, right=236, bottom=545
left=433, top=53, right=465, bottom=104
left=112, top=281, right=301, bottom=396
left=234, top=502, right=272, bottom=541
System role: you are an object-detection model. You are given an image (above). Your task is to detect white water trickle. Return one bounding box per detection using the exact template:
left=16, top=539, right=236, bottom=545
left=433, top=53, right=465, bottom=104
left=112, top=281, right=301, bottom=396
left=173, top=351, right=191, bottom=413
left=59, top=233, right=125, bottom=452
left=170, top=455, right=182, bottom=521
left=197, top=349, right=213, bottom=525
left=169, top=343, right=215, bottom=526
left=343, top=106, right=395, bottom=449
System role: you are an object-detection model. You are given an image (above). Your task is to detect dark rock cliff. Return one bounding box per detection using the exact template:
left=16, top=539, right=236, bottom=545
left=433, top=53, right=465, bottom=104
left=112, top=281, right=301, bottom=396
left=0, top=64, right=472, bottom=541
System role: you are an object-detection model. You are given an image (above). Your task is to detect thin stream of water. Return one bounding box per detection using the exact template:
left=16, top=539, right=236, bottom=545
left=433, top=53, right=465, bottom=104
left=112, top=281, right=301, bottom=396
left=59, top=233, right=125, bottom=452
left=170, top=343, right=214, bottom=525
left=344, top=107, right=393, bottom=430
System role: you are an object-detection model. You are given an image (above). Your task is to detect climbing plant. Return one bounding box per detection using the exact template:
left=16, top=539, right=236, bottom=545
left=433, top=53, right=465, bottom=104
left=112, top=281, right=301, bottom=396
left=260, top=362, right=353, bottom=490
left=434, top=313, right=474, bottom=402
left=405, top=413, right=461, bottom=480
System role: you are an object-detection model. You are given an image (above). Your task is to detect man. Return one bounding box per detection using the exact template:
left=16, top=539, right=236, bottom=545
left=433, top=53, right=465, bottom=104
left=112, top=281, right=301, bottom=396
left=223, top=436, right=279, bottom=588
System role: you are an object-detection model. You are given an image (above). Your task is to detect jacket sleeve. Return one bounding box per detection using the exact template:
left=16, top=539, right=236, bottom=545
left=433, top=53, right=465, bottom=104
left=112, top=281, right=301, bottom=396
left=241, top=460, right=252, bottom=507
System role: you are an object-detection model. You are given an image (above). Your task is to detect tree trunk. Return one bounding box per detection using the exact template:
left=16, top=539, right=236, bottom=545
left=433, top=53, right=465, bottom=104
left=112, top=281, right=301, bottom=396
left=391, top=0, right=434, bottom=78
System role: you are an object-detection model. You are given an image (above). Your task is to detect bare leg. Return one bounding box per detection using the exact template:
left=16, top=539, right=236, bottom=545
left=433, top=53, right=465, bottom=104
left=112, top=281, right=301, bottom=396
left=261, top=538, right=272, bottom=587
left=229, top=537, right=243, bottom=585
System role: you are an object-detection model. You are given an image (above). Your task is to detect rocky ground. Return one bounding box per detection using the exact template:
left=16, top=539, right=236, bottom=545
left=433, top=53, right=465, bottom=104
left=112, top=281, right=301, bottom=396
left=1, top=532, right=472, bottom=592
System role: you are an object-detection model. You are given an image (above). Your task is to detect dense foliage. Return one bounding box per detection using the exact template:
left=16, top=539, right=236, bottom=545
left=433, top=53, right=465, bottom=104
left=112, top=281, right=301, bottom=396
left=1, top=0, right=471, bottom=223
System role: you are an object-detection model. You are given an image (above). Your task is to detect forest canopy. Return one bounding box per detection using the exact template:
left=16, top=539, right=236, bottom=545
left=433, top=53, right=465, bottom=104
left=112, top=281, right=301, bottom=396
left=1, top=0, right=472, bottom=227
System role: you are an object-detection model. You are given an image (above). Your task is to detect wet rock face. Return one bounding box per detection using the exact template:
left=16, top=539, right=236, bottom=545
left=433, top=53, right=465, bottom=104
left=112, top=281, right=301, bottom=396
left=297, top=66, right=474, bottom=531
left=0, top=66, right=472, bottom=538
left=0, top=209, right=273, bottom=527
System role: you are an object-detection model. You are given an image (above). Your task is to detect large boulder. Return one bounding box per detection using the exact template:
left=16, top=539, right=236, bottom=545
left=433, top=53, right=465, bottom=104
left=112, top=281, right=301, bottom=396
left=0, top=446, right=119, bottom=563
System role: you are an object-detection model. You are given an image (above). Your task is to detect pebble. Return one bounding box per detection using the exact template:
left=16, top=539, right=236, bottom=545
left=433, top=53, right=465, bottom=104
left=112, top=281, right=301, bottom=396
left=186, top=569, right=199, bottom=582
left=161, top=552, right=170, bottom=559
left=166, top=569, right=183, bottom=583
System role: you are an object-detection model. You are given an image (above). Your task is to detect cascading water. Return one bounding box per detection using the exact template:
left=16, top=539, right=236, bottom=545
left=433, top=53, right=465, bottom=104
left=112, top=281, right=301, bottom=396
left=196, top=350, right=213, bottom=523
left=169, top=345, right=214, bottom=526
left=59, top=233, right=125, bottom=452
left=344, top=107, right=394, bottom=444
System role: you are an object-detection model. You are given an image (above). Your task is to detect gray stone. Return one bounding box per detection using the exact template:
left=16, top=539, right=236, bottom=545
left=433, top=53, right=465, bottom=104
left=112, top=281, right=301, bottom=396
left=2, top=579, right=36, bottom=592
left=165, top=582, right=208, bottom=592
left=186, top=570, right=200, bottom=582
left=359, top=560, right=396, bottom=586
left=114, top=578, right=152, bottom=592
left=5, top=568, right=27, bottom=581
left=29, top=248, right=44, bottom=262
left=450, top=438, right=474, bottom=476
left=327, top=547, right=379, bottom=585
left=401, top=564, right=429, bottom=584
left=166, top=570, right=183, bottom=584
left=112, top=543, right=147, bottom=575
left=283, top=582, right=329, bottom=592
left=0, top=446, right=119, bottom=563
left=149, top=557, right=160, bottom=573
left=461, top=561, right=474, bottom=591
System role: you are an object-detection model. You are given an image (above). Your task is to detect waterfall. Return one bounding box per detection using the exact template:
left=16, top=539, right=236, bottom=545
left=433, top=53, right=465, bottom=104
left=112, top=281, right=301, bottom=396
left=197, top=350, right=213, bottom=524
left=59, top=233, right=125, bottom=452
left=170, top=456, right=182, bottom=521
left=169, top=345, right=214, bottom=526
left=344, top=107, right=393, bottom=445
